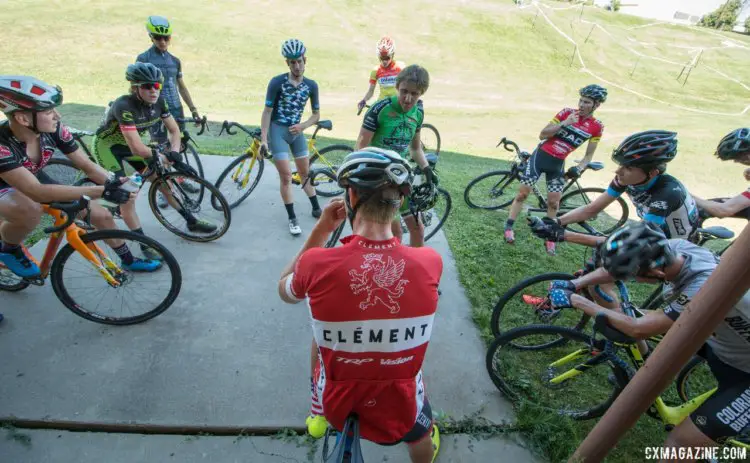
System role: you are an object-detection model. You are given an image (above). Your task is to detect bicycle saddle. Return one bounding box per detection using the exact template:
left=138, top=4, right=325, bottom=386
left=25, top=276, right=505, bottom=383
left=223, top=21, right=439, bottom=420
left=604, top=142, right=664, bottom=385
left=68, top=127, right=94, bottom=137
left=317, top=120, right=333, bottom=130
left=426, top=153, right=438, bottom=166
left=594, top=313, right=636, bottom=344
left=698, top=226, right=734, bottom=240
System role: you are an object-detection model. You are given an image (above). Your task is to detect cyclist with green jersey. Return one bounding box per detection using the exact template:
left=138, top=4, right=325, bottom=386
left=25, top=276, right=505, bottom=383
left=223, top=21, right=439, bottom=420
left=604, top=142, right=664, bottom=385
left=355, top=64, right=436, bottom=248
left=693, top=128, right=750, bottom=218
left=92, top=63, right=216, bottom=259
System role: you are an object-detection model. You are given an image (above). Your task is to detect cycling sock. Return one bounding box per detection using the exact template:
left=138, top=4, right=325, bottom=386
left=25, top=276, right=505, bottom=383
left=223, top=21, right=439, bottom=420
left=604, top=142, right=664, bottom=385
left=0, top=242, right=20, bottom=253
left=309, top=195, right=320, bottom=210
left=113, top=244, right=135, bottom=265
left=505, top=219, right=515, bottom=230
left=285, top=203, right=296, bottom=220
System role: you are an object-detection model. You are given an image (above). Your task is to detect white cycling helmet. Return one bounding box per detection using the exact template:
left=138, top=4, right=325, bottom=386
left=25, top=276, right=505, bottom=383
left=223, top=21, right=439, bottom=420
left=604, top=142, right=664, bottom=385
left=0, top=75, right=63, bottom=115
left=281, top=39, right=306, bottom=59
left=376, top=36, right=395, bottom=57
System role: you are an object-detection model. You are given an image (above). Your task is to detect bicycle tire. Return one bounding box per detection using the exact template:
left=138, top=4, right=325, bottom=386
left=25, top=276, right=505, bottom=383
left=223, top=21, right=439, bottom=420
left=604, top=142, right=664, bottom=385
left=463, top=170, right=519, bottom=210
left=182, top=142, right=206, bottom=203
left=149, top=172, right=232, bottom=242
left=420, top=123, right=441, bottom=156
left=213, top=153, right=264, bottom=209
left=486, top=324, right=626, bottom=420
left=49, top=229, right=182, bottom=325
left=310, top=144, right=353, bottom=197
left=422, top=187, right=452, bottom=241
left=40, top=157, right=87, bottom=185
left=490, top=272, right=589, bottom=344
left=0, top=263, right=30, bottom=291
left=676, top=355, right=716, bottom=403
left=559, top=187, right=629, bottom=236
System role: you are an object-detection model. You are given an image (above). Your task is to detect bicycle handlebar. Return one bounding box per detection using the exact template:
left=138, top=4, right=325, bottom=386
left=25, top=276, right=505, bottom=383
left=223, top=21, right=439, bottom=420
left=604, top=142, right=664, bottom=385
left=496, top=137, right=521, bottom=155
left=44, top=197, right=91, bottom=233
left=175, top=115, right=209, bottom=136
left=219, top=120, right=261, bottom=139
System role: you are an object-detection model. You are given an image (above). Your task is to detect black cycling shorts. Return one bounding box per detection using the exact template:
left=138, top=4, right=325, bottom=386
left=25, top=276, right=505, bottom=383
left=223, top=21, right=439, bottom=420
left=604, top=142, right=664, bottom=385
left=691, top=345, right=750, bottom=442
left=519, top=147, right=565, bottom=193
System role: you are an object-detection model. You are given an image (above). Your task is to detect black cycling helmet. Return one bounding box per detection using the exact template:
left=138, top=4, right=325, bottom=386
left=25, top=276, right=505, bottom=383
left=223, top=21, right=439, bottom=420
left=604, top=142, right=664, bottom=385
left=580, top=84, right=607, bottom=103
left=125, top=63, right=164, bottom=85
left=715, top=128, right=750, bottom=161
left=337, top=147, right=413, bottom=194
left=612, top=130, right=677, bottom=169
left=601, top=222, right=674, bottom=280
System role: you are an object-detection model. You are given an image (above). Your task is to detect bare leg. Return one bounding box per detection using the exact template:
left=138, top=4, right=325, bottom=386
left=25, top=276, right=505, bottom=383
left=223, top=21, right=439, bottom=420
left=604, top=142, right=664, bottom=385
left=546, top=191, right=562, bottom=219
left=86, top=203, right=124, bottom=248
left=403, top=214, right=424, bottom=248
left=0, top=192, right=41, bottom=245
left=507, top=184, right=532, bottom=223
left=294, top=156, right=316, bottom=198
left=274, top=158, right=294, bottom=204
left=406, top=428, right=434, bottom=463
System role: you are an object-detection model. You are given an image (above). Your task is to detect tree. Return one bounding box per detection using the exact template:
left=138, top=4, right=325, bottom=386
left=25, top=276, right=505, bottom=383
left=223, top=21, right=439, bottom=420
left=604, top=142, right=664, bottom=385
left=699, top=0, right=742, bottom=31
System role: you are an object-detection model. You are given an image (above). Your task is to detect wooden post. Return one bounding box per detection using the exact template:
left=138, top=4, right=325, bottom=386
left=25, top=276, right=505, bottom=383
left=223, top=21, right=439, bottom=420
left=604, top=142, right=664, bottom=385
left=570, top=223, right=750, bottom=463
left=683, top=65, right=694, bottom=87
left=629, top=56, right=641, bottom=77
left=676, top=65, right=686, bottom=81
left=570, top=45, right=578, bottom=67
left=584, top=23, right=596, bottom=44
left=695, top=49, right=704, bottom=68
left=579, top=3, right=584, bottom=21
left=532, top=9, right=540, bottom=30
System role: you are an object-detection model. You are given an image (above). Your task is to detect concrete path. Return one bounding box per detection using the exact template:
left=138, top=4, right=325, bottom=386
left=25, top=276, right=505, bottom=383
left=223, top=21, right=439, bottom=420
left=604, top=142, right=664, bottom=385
left=0, top=155, right=541, bottom=461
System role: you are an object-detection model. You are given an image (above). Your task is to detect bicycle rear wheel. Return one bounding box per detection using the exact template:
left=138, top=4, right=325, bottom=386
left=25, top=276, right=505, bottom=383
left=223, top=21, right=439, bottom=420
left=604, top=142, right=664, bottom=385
left=676, top=355, right=717, bottom=403
left=464, top=170, right=519, bottom=210
left=50, top=230, right=181, bottom=325
left=486, top=324, right=625, bottom=420
left=310, top=144, right=352, bottom=197
left=490, top=272, right=589, bottom=343
left=559, top=187, right=628, bottom=236
left=150, top=173, right=232, bottom=242
left=40, top=157, right=87, bottom=185
left=420, top=123, right=441, bottom=156
left=214, top=153, right=264, bottom=209
left=421, top=187, right=451, bottom=242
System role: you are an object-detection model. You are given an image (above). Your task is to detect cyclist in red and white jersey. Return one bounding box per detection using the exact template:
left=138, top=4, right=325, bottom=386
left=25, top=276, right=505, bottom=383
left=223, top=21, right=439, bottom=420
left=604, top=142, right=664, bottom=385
left=505, top=84, right=606, bottom=255
left=357, top=37, right=406, bottom=112
left=693, top=128, right=750, bottom=218
left=278, top=148, right=441, bottom=462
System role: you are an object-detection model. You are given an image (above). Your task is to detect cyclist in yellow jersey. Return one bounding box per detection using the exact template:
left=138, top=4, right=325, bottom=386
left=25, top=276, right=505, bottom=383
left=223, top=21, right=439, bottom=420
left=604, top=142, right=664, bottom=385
left=357, top=37, right=406, bottom=112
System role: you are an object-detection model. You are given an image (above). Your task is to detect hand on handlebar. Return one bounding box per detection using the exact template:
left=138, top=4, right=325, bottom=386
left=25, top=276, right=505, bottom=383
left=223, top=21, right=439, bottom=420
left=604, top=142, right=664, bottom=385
left=548, top=288, right=575, bottom=309
left=102, top=177, right=133, bottom=205
left=357, top=99, right=367, bottom=113
left=259, top=142, right=270, bottom=159
left=527, top=216, right=566, bottom=242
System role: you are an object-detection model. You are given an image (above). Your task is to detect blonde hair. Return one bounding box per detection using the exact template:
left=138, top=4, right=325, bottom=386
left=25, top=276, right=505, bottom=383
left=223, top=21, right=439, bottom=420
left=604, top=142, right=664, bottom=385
left=396, top=64, right=430, bottom=94
left=355, top=186, right=403, bottom=224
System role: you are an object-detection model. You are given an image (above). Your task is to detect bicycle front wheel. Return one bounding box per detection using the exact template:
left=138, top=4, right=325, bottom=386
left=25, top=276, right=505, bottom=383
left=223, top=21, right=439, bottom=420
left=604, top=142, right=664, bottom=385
left=40, top=157, right=87, bottom=185
left=676, top=355, right=717, bottom=403
left=420, top=123, right=441, bottom=156
left=486, top=324, right=625, bottom=420
left=150, top=173, right=232, bottom=242
left=214, top=153, right=264, bottom=209
left=490, top=272, right=589, bottom=342
left=50, top=230, right=181, bottom=325
left=422, top=187, right=452, bottom=242
left=559, top=187, right=629, bottom=236
left=310, top=144, right=353, bottom=197
left=464, top=170, right=519, bottom=210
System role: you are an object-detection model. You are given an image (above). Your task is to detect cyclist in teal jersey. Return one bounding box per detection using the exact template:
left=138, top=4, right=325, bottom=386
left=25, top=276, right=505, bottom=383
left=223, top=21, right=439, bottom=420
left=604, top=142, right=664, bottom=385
left=355, top=64, right=436, bottom=248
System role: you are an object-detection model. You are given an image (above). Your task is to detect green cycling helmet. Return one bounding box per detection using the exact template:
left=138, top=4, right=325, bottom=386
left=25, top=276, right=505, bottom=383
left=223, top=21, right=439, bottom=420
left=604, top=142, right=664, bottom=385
left=146, top=16, right=172, bottom=36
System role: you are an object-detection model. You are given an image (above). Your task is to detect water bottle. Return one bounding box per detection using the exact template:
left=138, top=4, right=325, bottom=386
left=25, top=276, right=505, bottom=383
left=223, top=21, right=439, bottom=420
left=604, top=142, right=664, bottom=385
left=120, top=173, right=143, bottom=193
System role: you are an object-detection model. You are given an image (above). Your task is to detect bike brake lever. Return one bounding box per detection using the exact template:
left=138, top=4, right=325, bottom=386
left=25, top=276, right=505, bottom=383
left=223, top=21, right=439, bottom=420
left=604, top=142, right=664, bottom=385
left=496, top=137, right=507, bottom=148
left=197, top=116, right=208, bottom=136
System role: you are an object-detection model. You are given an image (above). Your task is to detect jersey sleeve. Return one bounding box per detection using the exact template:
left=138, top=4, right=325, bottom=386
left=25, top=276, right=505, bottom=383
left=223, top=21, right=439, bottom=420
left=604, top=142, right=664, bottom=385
left=265, top=76, right=282, bottom=108
left=551, top=108, right=571, bottom=124
left=0, top=144, right=21, bottom=175
left=362, top=98, right=388, bottom=133
left=175, top=56, right=183, bottom=79
left=112, top=99, right=138, bottom=133
left=288, top=249, right=321, bottom=301
left=369, top=68, right=378, bottom=85
left=309, top=79, right=320, bottom=112
left=590, top=120, right=604, bottom=143
left=55, top=123, right=80, bottom=155
left=605, top=177, right=626, bottom=198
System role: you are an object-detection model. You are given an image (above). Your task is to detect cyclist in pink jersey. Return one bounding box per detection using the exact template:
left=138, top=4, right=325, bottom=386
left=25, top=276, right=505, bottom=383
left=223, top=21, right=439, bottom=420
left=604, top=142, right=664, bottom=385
left=505, top=84, right=606, bottom=255
left=278, top=148, right=441, bottom=462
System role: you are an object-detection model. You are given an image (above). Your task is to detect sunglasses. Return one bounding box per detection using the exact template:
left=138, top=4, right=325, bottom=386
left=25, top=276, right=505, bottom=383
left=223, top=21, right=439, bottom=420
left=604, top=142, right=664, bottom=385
left=379, top=55, right=392, bottom=61
left=139, top=82, right=162, bottom=91
left=151, top=34, right=171, bottom=42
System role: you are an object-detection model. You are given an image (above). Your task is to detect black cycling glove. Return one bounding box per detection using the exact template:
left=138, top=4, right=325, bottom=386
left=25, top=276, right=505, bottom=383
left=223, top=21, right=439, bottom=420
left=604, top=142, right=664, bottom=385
left=527, top=216, right=566, bottom=242
left=423, top=165, right=438, bottom=186
left=102, top=178, right=131, bottom=205
left=166, top=150, right=182, bottom=163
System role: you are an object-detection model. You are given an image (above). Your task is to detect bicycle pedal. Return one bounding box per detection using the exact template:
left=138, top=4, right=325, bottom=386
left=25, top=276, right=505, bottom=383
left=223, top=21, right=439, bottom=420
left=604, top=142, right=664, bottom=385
left=23, top=276, right=45, bottom=287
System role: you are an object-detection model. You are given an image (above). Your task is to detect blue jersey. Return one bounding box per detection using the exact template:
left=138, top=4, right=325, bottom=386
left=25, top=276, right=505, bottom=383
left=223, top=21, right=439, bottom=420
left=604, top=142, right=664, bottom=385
left=265, top=73, right=320, bottom=126
left=136, top=46, right=183, bottom=118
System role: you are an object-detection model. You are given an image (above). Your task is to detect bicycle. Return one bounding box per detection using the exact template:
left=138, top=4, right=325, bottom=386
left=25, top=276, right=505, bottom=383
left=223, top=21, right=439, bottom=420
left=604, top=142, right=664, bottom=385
left=0, top=197, right=182, bottom=325
left=463, top=137, right=629, bottom=236
left=215, top=120, right=353, bottom=208
left=489, top=219, right=737, bottom=340
left=322, top=153, right=452, bottom=248
left=42, top=117, right=209, bottom=187
left=320, top=414, right=364, bottom=463
left=485, top=280, right=750, bottom=451
left=74, top=147, right=232, bottom=242
left=357, top=104, right=441, bottom=156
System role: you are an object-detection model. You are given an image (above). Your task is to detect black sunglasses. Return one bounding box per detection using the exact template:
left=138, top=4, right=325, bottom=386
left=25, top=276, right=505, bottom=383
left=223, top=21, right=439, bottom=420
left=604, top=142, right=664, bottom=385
left=139, top=82, right=162, bottom=91
left=151, top=34, right=171, bottom=42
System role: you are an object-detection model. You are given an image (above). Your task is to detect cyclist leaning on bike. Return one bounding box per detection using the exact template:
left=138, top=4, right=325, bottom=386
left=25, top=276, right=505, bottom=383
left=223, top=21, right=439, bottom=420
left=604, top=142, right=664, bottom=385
left=545, top=221, right=750, bottom=452
left=260, top=39, right=322, bottom=236
left=92, top=62, right=217, bottom=259
left=693, top=128, right=750, bottom=218
left=137, top=15, right=203, bottom=209
left=355, top=64, right=436, bottom=248
left=278, top=148, right=441, bottom=463
left=505, top=84, right=606, bottom=255
left=357, top=36, right=405, bottom=113
left=0, top=76, right=160, bottom=287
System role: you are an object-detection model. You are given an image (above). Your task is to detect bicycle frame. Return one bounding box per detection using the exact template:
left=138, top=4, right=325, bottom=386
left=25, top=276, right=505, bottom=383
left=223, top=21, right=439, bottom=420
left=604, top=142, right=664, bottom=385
left=36, top=205, right=122, bottom=286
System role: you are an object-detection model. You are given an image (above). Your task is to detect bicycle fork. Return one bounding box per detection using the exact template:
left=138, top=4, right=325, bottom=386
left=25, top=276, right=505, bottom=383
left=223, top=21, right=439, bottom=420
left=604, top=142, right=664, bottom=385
left=546, top=349, right=608, bottom=386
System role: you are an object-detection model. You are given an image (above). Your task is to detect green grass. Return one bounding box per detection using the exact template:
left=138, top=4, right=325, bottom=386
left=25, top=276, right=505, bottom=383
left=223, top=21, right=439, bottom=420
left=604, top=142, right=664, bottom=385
left=4, top=0, right=750, bottom=460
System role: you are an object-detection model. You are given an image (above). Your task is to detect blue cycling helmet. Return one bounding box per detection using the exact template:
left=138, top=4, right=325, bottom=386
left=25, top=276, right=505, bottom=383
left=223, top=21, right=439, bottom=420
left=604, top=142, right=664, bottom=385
left=281, top=39, right=306, bottom=59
